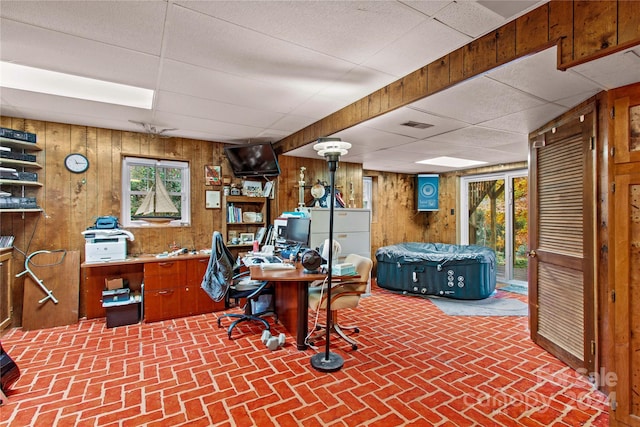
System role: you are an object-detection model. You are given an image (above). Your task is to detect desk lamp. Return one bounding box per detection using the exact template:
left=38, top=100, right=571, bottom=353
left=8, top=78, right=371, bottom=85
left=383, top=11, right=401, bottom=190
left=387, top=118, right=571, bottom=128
left=310, top=137, right=351, bottom=373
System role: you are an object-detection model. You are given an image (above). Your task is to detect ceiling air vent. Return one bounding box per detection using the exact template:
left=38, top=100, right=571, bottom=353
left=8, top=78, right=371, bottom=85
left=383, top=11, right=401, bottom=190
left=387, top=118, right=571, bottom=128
left=401, top=121, right=433, bottom=129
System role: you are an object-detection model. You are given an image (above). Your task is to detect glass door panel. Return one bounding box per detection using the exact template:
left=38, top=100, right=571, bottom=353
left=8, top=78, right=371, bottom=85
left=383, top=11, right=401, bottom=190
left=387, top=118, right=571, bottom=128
left=512, top=176, right=529, bottom=283
left=467, top=179, right=506, bottom=278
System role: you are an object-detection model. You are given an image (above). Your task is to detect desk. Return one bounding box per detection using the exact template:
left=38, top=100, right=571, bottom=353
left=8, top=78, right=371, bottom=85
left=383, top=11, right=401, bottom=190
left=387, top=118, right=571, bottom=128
left=249, top=263, right=324, bottom=350
left=81, top=253, right=224, bottom=321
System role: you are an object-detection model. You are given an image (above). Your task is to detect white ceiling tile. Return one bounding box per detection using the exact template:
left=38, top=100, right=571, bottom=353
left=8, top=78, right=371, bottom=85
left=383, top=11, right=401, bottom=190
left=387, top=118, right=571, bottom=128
left=551, top=90, right=601, bottom=109
left=165, top=5, right=357, bottom=88
left=480, top=103, right=568, bottom=133
left=155, top=91, right=285, bottom=129
left=477, top=1, right=542, bottom=19
left=487, top=47, right=601, bottom=102
left=394, top=139, right=470, bottom=156
left=362, top=18, right=471, bottom=77
left=570, top=47, right=640, bottom=90
left=268, top=114, right=317, bottom=134
left=333, top=127, right=418, bottom=151
left=0, top=88, right=154, bottom=132
left=159, top=60, right=315, bottom=114
left=152, top=111, right=265, bottom=142
left=287, top=94, right=352, bottom=121
left=1, top=0, right=167, bottom=55
left=400, top=1, right=453, bottom=17
left=315, top=66, right=396, bottom=102
left=0, top=19, right=159, bottom=87
left=411, top=75, right=546, bottom=124
left=361, top=106, right=467, bottom=138
left=432, top=1, right=504, bottom=37
left=425, top=125, right=526, bottom=148
left=176, top=0, right=429, bottom=65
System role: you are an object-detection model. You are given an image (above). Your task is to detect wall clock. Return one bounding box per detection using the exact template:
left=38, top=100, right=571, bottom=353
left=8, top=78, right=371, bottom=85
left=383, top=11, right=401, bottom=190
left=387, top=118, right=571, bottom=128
left=64, top=153, right=89, bottom=173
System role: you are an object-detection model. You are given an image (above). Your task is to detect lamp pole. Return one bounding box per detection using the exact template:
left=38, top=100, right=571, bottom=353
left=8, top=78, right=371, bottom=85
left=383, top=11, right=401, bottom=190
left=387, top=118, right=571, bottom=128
left=310, top=138, right=350, bottom=373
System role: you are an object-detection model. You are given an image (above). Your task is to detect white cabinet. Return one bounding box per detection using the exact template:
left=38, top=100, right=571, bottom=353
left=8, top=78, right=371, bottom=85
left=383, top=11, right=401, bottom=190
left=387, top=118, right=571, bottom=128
left=308, top=208, right=371, bottom=294
left=308, top=208, right=371, bottom=261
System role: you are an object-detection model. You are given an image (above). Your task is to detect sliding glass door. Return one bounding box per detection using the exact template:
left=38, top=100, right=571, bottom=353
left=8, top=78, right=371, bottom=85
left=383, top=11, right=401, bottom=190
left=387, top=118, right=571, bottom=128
left=460, top=170, right=528, bottom=285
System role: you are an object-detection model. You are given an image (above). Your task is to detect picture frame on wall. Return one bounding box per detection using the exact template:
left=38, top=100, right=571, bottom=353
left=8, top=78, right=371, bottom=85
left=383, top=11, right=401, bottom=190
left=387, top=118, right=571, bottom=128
left=205, top=190, right=221, bottom=209
left=205, top=165, right=221, bottom=185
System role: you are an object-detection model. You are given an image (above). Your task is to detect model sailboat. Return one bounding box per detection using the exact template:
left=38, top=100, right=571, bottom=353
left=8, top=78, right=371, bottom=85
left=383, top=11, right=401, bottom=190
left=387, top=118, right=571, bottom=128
left=134, top=174, right=179, bottom=218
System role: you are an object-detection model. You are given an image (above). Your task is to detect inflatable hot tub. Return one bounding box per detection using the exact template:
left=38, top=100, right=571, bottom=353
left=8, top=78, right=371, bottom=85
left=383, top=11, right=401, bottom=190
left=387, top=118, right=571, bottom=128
left=375, top=243, right=496, bottom=300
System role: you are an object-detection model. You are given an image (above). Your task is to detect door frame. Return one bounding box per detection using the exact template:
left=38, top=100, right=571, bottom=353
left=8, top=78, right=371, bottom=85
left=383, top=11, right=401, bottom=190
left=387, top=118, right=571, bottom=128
left=460, top=169, right=528, bottom=284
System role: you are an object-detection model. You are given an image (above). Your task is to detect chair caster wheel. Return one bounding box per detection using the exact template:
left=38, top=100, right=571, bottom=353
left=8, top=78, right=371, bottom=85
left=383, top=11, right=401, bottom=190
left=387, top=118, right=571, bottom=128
left=315, top=325, right=322, bottom=331
left=354, top=327, right=360, bottom=333
left=351, top=344, right=358, bottom=350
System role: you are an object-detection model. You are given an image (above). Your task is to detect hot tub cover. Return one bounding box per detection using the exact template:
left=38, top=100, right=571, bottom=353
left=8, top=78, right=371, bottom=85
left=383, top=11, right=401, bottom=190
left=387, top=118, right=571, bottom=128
left=375, top=242, right=495, bottom=265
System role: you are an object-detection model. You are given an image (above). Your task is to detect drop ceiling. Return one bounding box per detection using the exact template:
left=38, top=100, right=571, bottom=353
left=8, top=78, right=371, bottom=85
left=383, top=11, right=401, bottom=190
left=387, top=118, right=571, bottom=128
left=1, top=1, right=639, bottom=174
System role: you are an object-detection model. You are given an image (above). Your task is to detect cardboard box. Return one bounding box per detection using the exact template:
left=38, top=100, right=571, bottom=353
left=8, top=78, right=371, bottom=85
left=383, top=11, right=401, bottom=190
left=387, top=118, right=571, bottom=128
left=105, top=277, right=124, bottom=290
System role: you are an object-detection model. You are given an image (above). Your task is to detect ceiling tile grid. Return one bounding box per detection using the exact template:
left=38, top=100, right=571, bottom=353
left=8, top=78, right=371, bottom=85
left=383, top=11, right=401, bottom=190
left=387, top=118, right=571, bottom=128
left=1, top=0, right=637, bottom=174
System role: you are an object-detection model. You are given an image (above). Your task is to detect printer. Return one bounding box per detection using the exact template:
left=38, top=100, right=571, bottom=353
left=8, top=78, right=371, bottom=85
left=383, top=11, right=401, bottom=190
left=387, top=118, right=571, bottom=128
left=82, top=229, right=134, bottom=263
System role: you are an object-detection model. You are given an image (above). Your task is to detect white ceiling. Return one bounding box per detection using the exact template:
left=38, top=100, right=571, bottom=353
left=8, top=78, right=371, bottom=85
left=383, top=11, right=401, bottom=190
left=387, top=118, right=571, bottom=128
left=1, top=1, right=639, bottom=174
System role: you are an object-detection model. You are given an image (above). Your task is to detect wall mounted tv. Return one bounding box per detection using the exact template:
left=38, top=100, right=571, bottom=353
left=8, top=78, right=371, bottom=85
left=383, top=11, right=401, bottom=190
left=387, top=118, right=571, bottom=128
left=224, top=142, right=281, bottom=178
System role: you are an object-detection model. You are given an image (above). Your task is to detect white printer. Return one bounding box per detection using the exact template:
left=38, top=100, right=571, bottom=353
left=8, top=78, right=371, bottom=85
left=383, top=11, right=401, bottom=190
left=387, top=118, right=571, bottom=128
left=82, top=229, right=134, bottom=263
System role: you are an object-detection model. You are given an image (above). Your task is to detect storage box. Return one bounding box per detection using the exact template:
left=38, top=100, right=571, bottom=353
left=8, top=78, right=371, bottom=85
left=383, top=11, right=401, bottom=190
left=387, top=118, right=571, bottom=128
left=102, top=288, right=130, bottom=304
left=251, top=294, right=273, bottom=314
left=105, top=277, right=124, bottom=290
left=105, top=302, right=140, bottom=328
left=332, top=262, right=356, bottom=276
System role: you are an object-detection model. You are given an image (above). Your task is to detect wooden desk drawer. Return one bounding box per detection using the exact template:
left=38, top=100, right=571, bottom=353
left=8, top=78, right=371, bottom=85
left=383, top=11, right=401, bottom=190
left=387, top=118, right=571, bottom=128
left=144, top=287, right=181, bottom=322
left=144, top=260, right=186, bottom=276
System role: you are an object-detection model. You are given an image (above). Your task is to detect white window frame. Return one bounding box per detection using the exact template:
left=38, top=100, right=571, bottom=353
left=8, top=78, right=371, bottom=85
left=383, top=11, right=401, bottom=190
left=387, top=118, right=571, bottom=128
left=121, top=156, right=191, bottom=227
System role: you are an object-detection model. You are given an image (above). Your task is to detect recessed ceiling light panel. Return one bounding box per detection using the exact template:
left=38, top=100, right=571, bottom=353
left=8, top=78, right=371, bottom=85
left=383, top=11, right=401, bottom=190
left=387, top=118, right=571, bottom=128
left=0, top=61, right=154, bottom=109
left=416, top=156, right=487, bottom=168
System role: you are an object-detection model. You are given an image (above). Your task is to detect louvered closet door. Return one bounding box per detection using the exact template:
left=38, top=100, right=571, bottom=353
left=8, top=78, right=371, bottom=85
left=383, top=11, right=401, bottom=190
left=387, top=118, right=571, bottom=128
left=529, top=111, right=595, bottom=372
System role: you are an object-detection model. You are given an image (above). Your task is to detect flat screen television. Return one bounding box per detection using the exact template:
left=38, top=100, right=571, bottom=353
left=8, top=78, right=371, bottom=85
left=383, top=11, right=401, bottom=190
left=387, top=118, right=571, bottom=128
left=224, top=142, right=281, bottom=178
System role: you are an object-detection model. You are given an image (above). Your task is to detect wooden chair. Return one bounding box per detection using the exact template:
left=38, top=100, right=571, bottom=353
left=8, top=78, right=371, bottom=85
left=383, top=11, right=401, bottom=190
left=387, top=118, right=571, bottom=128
left=308, top=254, right=372, bottom=350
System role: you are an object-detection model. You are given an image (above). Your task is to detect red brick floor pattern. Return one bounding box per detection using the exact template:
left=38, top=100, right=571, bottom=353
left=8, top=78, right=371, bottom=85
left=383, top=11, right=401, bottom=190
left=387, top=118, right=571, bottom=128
left=0, top=285, right=609, bottom=426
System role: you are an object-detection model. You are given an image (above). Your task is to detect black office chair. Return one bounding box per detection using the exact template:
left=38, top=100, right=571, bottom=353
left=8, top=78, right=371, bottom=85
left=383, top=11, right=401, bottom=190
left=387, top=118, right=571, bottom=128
left=215, top=240, right=277, bottom=339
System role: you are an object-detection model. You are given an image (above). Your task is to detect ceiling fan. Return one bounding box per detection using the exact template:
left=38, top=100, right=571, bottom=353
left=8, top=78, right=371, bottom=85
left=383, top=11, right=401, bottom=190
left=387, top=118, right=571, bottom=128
left=128, top=120, right=178, bottom=139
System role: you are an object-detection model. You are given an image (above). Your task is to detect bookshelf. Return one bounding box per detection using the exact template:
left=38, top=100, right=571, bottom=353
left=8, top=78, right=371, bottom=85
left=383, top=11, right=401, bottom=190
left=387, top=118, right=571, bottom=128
left=222, top=195, right=268, bottom=253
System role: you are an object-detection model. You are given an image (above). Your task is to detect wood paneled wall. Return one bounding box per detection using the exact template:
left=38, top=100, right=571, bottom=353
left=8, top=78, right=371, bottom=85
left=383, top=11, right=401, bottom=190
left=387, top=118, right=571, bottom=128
left=0, top=117, right=233, bottom=324
left=276, top=155, right=524, bottom=265
left=275, top=0, right=640, bottom=154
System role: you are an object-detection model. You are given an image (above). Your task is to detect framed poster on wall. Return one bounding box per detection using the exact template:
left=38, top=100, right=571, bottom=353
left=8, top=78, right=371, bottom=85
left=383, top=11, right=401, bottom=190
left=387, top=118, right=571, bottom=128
left=417, top=174, right=439, bottom=211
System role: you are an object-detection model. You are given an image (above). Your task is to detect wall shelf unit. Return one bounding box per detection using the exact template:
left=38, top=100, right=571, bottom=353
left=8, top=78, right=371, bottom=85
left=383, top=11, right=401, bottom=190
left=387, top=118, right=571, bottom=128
left=222, top=195, right=268, bottom=252
left=0, top=135, right=42, bottom=213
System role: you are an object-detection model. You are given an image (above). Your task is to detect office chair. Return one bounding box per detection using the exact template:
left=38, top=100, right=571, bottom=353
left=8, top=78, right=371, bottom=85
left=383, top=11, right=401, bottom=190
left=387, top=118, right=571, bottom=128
left=308, top=254, right=373, bottom=350
left=214, top=241, right=276, bottom=339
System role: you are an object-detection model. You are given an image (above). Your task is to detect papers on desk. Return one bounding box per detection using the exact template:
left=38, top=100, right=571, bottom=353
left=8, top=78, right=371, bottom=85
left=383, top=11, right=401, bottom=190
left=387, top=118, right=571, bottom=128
left=260, top=263, right=296, bottom=271
left=243, top=255, right=283, bottom=266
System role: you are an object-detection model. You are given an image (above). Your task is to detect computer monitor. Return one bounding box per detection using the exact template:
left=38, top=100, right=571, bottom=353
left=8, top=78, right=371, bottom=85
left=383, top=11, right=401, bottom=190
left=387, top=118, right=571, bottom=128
left=284, top=217, right=311, bottom=247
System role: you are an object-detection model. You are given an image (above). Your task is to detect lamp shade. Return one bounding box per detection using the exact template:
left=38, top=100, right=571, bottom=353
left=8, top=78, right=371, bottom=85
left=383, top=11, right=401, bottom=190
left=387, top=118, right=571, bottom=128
left=313, top=138, right=351, bottom=157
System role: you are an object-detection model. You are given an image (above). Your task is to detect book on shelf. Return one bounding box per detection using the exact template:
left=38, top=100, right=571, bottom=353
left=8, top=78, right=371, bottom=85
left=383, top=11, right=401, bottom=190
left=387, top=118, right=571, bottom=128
left=227, top=204, right=243, bottom=223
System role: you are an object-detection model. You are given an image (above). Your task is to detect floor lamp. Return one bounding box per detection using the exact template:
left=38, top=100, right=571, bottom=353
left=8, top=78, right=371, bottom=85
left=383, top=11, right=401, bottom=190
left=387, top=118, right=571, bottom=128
left=310, top=137, right=351, bottom=373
